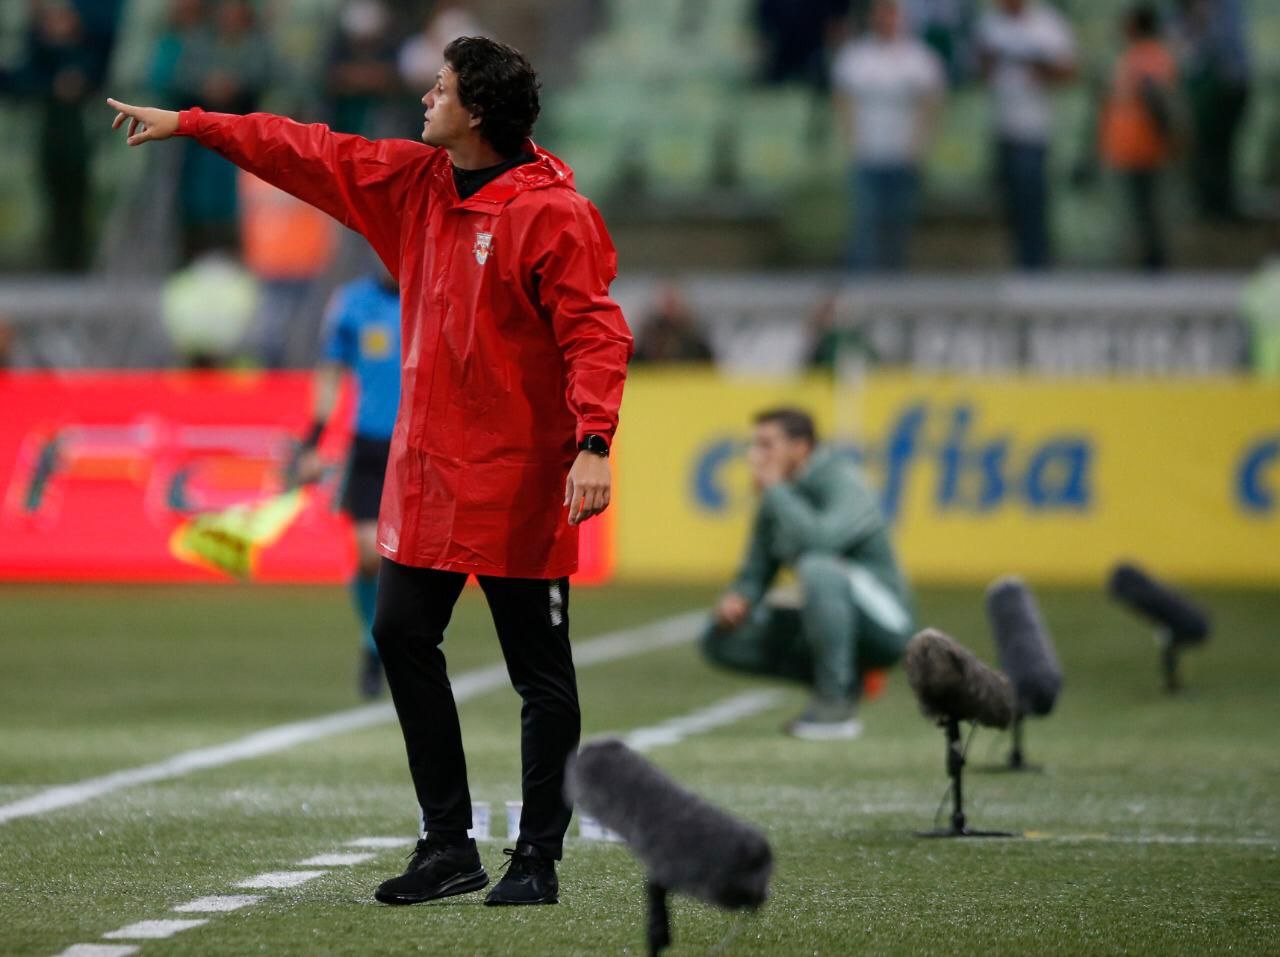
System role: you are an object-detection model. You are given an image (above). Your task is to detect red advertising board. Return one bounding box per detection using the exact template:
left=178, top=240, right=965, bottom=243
left=0, top=372, right=613, bottom=584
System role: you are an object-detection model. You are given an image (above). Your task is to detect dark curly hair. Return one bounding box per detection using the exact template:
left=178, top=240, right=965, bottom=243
left=444, top=37, right=541, bottom=157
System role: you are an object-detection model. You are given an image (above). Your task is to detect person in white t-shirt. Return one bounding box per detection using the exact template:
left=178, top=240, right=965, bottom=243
left=832, top=0, right=945, bottom=271
left=976, top=0, right=1076, bottom=269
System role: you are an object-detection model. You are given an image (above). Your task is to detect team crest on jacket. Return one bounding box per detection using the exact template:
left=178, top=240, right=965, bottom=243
left=473, top=231, right=493, bottom=265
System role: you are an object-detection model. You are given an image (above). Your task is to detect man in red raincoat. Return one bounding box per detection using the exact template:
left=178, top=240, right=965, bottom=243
left=108, top=36, right=632, bottom=908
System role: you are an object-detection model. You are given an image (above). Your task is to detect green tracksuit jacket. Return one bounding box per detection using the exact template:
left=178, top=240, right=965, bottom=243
left=730, top=446, right=913, bottom=630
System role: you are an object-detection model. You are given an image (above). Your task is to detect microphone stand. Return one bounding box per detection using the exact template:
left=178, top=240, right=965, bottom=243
left=918, top=718, right=1017, bottom=838
left=1159, top=629, right=1183, bottom=694
left=979, top=714, right=1044, bottom=773
left=1006, top=714, right=1046, bottom=771
left=646, top=881, right=671, bottom=957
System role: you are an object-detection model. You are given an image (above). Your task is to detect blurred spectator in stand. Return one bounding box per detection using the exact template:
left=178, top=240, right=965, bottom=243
left=755, top=0, right=853, bottom=142
left=13, top=1, right=115, bottom=271
left=832, top=0, right=944, bottom=272
left=324, top=0, right=401, bottom=137
left=70, top=0, right=124, bottom=66
left=1100, top=5, right=1178, bottom=272
left=903, top=0, right=977, bottom=85
left=806, top=295, right=877, bottom=372
left=754, top=0, right=853, bottom=88
left=398, top=4, right=483, bottom=95
left=150, top=0, right=206, bottom=108
left=170, top=0, right=274, bottom=261
left=977, top=0, right=1076, bottom=271
left=632, top=285, right=714, bottom=364
left=174, top=0, right=270, bottom=121
left=162, top=250, right=259, bottom=368
left=1173, top=0, right=1251, bottom=221
left=239, top=171, right=337, bottom=368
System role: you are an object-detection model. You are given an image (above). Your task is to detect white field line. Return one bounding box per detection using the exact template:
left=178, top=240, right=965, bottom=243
left=56, top=947, right=139, bottom=957
left=296, top=852, right=375, bottom=866
left=50, top=685, right=781, bottom=957
left=572, top=689, right=785, bottom=843
left=345, top=836, right=404, bottom=849
left=339, top=689, right=784, bottom=851
left=1119, top=835, right=1278, bottom=847
left=339, top=689, right=784, bottom=850
left=0, top=609, right=707, bottom=826
left=622, top=689, right=785, bottom=752
left=102, top=920, right=208, bottom=940
left=172, top=895, right=264, bottom=913
left=1025, top=831, right=1279, bottom=847
left=235, top=870, right=327, bottom=890
left=339, top=828, right=1278, bottom=850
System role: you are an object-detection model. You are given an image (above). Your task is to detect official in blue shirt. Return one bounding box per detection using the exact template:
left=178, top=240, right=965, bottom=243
left=299, top=268, right=401, bottom=697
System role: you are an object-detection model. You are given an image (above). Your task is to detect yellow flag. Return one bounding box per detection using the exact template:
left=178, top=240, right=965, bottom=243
left=169, top=488, right=309, bottom=579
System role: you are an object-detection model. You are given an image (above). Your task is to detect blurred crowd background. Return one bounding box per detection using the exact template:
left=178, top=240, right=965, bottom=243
left=0, top=0, right=1276, bottom=374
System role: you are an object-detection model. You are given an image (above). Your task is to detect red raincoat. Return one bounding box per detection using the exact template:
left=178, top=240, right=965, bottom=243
left=177, top=109, right=633, bottom=578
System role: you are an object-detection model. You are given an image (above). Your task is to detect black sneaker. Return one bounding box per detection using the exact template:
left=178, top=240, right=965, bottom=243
left=483, top=844, right=559, bottom=906
left=374, top=838, right=488, bottom=905
left=358, top=649, right=383, bottom=699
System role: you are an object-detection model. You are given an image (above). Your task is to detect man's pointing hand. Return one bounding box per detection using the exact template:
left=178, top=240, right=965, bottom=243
left=107, top=98, right=179, bottom=146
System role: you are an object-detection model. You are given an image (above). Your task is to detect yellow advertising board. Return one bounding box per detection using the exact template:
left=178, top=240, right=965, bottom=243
left=613, top=372, right=1280, bottom=585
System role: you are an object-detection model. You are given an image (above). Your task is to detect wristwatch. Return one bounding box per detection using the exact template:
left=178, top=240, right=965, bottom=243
left=578, top=434, right=609, bottom=457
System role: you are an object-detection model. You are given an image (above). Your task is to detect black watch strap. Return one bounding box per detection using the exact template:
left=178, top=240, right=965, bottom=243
left=578, top=433, right=609, bottom=457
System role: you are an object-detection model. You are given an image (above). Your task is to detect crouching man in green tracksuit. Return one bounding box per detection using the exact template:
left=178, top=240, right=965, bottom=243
left=702, top=407, right=915, bottom=740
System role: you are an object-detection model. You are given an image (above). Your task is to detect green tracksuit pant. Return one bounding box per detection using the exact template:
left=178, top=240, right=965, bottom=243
left=701, top=553, right=912, bottom=701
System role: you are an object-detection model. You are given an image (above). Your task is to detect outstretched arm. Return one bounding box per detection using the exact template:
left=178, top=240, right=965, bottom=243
left=107, top=98, right=427, bottom=274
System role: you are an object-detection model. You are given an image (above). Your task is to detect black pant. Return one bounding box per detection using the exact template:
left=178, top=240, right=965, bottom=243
left=1188, top=77, right=1249, bottom=220
left=1123, top=170, right=1167, bottom=272
left=372, top=558, right=580, bottom=859
left=39, top=100, right=91, bottom=272
left=996, top=138, right=1050, bottom=271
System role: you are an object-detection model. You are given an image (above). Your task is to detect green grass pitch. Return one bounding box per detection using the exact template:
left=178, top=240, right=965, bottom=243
left=1, top=582, right=1277, bottom=955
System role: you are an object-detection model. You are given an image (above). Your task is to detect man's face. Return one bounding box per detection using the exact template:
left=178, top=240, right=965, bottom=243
left=747, top=422, right=811, bottom=490
left=421, top=65, right=476, bottom=147
left=870, top=1, right=900, bottom=39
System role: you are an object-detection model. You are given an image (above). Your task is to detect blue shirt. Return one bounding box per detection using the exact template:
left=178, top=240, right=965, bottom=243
left=1206, top=0, right=1250, bottom=83
left=321, top=276, right=401, bottom=441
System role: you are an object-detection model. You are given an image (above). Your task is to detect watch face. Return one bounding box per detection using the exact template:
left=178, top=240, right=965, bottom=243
left=580, top=435, right=609, bottom=455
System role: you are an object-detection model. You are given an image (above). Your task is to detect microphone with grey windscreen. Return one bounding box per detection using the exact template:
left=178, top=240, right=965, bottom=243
left=986, top=576, right=1064, bottom=769
left=1108, top=562, right=1211, bottom=693
left=566, top=738, right=773, bottom=956
left=904, top=627, right=1016, bottom=730
left=903, top=629, right=1018, bottom=838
